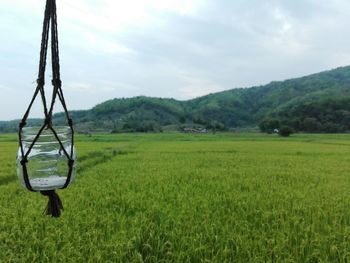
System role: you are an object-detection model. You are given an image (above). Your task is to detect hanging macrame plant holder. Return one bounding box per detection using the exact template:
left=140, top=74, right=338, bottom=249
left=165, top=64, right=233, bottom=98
left=16, top=0, right=76, bottom=217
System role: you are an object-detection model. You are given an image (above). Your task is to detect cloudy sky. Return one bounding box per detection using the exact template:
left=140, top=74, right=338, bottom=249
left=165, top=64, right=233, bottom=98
left=1, top=0, right=350, bottom=120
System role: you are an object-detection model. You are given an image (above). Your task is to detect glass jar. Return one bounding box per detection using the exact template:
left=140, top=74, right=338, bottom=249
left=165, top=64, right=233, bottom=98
left=17, top=126, right=76, bottom=191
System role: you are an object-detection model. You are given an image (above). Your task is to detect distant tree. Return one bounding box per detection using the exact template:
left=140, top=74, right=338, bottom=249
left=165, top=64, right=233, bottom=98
left=322, top=122, right=344, bottom=133
left=215, top=122, right=225, bottom=131
left=206, top=120, right=225, bottom=133
left=193, top=115, right=206, bottom=125
left=278, top=126, right=294, bottom=137
left=259, top=118, right=280, bottom=133
left=302, top=117, right=321, bottom=132
left=123, top=123, right=131, bottom=130
left=110, top=129, right=119, bottom=134
left=179, top=116, right=186, bottom=124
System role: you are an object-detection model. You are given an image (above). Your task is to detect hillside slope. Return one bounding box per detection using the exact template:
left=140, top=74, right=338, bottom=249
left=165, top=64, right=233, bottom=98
left=1, top=66, right=350, bottom=133
left=186, top=65, right=350, bottom=132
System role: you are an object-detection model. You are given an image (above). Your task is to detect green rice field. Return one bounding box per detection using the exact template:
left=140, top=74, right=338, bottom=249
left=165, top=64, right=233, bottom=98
left=1, top=133, right=350, bottom=262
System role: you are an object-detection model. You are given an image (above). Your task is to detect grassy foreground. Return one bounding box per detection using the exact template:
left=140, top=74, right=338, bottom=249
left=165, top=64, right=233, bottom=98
left=1, top=132, right=350, bottom=262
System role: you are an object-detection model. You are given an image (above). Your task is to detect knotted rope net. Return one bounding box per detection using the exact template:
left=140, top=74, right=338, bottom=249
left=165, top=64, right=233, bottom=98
left=18, top=0, right=75, bottom=217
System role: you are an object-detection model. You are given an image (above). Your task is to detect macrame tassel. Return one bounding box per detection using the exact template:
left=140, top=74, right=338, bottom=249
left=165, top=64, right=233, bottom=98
left=40, top=190, right=63, bottom=217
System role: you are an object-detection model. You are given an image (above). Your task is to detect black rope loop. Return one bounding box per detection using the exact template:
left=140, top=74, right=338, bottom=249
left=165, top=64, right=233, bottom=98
left=20, top=157, right=28, bottom=166
left=19, top=121, right=26, bottom=129
left=68, top=118, right=73, bottom=127
left=52, top=78, right=61, bottom=87
left=37, top=78, right=45, bottom=86
left=68, top=159, right=74, bottom=167
left=44, top=116, right=52, bottom=126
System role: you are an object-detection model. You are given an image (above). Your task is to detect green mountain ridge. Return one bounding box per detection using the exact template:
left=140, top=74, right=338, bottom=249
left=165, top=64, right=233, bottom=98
left=2, top=65, right=350, bottom=133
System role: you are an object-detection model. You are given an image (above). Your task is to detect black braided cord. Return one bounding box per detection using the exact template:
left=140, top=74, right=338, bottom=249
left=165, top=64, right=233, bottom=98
left=18, top=0, right=74, bottom=217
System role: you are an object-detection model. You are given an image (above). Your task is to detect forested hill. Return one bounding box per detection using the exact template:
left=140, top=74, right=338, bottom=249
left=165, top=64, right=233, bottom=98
left=2, top=65, right=350, bottom=133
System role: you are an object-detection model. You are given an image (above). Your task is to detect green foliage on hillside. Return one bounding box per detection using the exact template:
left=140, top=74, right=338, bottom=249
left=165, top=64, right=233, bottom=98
left=2, top=66, right=350, bottom=133
left=273, top=97, right=350, bottom=133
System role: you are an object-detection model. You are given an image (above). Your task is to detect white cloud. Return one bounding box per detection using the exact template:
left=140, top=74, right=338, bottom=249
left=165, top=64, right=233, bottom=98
left=178, top=75, right=225, bottom=99
left=65, top=82, right=92, bottom=92
left=0, top=85, right=10, bottom=91
left=81, top=31, right=135, bottom=55
left=65, top=81, right=139, bottom=94
left=56, top=0, right=204, bottom=35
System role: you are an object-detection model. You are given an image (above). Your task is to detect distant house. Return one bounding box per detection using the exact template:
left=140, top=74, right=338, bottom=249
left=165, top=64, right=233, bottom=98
left=273, top=128, right=279, bottom=133
left=183, top=128, right=207, bottom=133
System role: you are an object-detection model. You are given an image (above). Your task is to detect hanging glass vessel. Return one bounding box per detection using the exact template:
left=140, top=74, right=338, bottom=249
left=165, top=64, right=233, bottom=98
left=16, top=0, right=77, bottom=217
left=17, top=126, right=76, bottom=191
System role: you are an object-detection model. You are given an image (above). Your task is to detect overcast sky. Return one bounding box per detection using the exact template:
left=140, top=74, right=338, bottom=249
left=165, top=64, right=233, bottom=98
left=1, top=0, right=350, bottom=120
